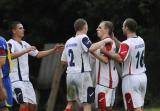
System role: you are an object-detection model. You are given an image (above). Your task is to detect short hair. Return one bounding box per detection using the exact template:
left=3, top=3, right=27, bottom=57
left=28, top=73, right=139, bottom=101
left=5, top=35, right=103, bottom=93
left=124, top=18, right=137, bottom=32
left=74, top=18, right=87, bottom=32
left=101, top=21, right=114, bottom=36
left=10, top=21, right=21, bottom=30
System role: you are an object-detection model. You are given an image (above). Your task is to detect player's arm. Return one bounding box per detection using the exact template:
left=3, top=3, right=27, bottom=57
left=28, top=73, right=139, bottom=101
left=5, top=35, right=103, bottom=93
left=11, top=46, right=37, bottom=59
left=89, top=38, right=113, bottom=52
left=90, top=51, right=108, bottom=64
left=101, top=43, right=129, bottom=63
left=101, top=50, right=123, bottom=63
left=36, top=44, right=64, bottom=58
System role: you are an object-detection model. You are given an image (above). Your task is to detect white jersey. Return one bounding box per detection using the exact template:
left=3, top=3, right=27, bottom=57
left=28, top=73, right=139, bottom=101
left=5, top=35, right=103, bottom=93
left=96, top=41, right=119, bottom=88
left=8, top=39, right=39, bottom=82
left=118, top=36, right=146, bottom=77
left=61, top=34, right=92, bottom=74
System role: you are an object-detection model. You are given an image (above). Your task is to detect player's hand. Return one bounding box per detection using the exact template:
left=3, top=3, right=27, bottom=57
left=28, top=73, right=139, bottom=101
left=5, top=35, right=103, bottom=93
left=0, top=87, right=7, bottom=102
left=100, top=46, right=110, bottom=56
left=26, top=46, right=37, bottom=52
left=53, top=44, right=64, bottom=53
left=100, top=46, right=106, bottom=54
left=102, top=38, right=113, bottom=44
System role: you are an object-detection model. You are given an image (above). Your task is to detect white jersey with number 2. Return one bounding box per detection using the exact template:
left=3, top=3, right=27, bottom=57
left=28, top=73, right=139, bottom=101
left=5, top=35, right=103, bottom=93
left=61, top=34, right=92, bottom=74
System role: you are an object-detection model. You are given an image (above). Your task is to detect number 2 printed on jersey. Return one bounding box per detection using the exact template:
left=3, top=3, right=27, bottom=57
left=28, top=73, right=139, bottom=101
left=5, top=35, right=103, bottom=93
left=68, top=49, right=75, bottom=67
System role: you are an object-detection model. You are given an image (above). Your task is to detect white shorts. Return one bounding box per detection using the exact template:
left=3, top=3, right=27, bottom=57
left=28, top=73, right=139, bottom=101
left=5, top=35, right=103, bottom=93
left=67, top=72, right=93, bottom=103
left=95, top=84, right=116, bottom=108
left=12, top=81, right=37, bottom=104
left=122, top=73, right=147, bottom=110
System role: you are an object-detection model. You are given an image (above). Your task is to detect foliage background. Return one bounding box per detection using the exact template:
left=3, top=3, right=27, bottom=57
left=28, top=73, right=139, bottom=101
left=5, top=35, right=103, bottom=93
left=0, top=0, right=160, bottom=110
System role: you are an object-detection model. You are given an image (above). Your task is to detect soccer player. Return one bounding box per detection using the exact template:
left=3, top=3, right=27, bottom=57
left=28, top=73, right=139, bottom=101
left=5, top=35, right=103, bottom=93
left=0, top=36, right=13, bottom=111
left=90, top=21, right=119, bottom=111
left=61, top=18, right=112, bottom=111
left=8, top=21, right=64, bottom=111
left=101, top=18, right=147, bottom=111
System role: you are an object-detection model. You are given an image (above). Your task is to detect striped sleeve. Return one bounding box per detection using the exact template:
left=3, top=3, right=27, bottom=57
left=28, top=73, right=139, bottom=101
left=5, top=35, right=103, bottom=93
left=0, top=40, right=7, bottom=57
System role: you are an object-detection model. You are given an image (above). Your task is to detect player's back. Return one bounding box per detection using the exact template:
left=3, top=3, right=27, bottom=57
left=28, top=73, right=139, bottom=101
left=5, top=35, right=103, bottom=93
left=122, top=36, right=146, bottom=76
left=64, top=35, right=91, bottom=74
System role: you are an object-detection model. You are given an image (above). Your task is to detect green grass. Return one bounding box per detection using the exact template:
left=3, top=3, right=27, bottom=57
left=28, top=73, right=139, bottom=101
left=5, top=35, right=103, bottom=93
left=114, top=108, right=160, bottom=111
left=145, top=108, right=160, bottom=111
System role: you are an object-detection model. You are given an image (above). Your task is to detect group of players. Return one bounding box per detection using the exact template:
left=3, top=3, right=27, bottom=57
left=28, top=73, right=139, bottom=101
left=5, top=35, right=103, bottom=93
left=0, top=21, right=63, bottom=111
left=61, top=18, right=147, bottom=111
left=0, top=18, right=147, bottom=111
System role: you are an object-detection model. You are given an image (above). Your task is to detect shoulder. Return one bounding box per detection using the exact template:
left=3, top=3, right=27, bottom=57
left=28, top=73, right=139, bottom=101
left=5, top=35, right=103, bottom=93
left=120, top=40, right=130, bottom=50
left=138, top=36, right=145, bottom=43
left=80, top=35, right=90, bottom=43
left=65, top=37, right=74, bottom=44
left=8, top=39, right=15, bottom=44
left=0, top=36, right=7, bottom=43
left=22, top=40, right=30, bottom=46
left=121, top=40, right=128, bottom=46
left=21, top=40, right=28, bottom=44
left=0, top=36, right=7, bottom=49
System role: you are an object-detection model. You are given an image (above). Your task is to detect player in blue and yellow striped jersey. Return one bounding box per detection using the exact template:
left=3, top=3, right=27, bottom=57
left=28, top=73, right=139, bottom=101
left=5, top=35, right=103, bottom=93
left=0, top=36, right=13, bottom=111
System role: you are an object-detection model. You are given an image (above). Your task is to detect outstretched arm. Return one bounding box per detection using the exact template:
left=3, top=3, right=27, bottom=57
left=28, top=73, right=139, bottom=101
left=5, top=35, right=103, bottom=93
left=36, top=44, right=64, bottom=58
left=11, top=46, right=36, bottom=59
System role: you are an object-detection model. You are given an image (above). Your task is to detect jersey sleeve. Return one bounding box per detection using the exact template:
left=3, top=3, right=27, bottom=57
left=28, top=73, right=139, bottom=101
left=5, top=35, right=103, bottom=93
left=118, top=43, right=129, bottom=61
left=0, top=40, right=7, bottom=57
left=25, top=42, right=39, bottom=57
left=81, top=36, right=92, bottom=52
left=105, top=43, right=112, bottom=51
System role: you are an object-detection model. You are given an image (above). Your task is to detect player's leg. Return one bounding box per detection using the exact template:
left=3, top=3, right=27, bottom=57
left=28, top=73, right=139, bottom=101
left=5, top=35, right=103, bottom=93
left=12, top=81, right=30, bottom=111
left=0, top=77, right=13, bottom=111
left=28, top=103, right=36, bottom=111
left=83, top=102, right=92, bottom=111
left=79, top=72, right=93, bottom=111
left=134, top=74, right=147, bottom=111
left=14, top=88, right=29, bottom=111
left=134, top=107, right=143, bottom=111
left=64, top=101, right=76, bottom=111
left=19, top=103, right=29, bottom=111
left=106, top=88, right=117, bottom=111
left=64, top=74, right=77, bottom=111
left=96, top=85, right=115, bottom=111
left=25, top=82, right=37, bottom=111
left=0, top=107, right=9, bottom=111
left=123, top=75, right=145, bottom=111
left=122, top=76, right=134, bottom=111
